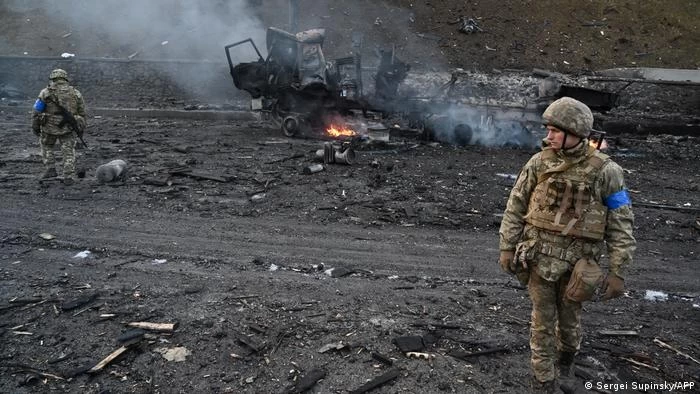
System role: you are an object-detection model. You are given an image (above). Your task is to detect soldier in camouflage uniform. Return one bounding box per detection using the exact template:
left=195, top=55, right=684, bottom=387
left=31, top=68, right=87, bottom=185
left=498, top=97, right=635, bottom=393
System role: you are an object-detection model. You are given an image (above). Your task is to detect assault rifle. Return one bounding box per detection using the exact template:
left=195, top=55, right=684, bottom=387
left=52, top=99, right=88, bottom=148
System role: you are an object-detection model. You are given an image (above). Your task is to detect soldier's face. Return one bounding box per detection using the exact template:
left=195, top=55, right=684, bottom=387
left=545, top=125, right=581, bottom=150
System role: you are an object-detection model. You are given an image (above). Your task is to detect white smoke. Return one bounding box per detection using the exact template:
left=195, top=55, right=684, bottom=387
left=4, top=0, right=266, bottom=62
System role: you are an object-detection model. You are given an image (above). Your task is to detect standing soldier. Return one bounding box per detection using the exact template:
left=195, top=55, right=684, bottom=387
left=31, top=68, right=87, bottom=185
left=498, top=97, right=636, bottom=393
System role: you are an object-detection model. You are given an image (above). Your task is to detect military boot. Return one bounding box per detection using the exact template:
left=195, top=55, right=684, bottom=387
left=530, top=377, right=557, bottom=394
left=559, top=351, right=576, bottom=378
left=41, top=167, right=57, bottom=179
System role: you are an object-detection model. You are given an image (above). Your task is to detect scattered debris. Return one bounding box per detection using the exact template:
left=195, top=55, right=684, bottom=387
left=285, top=368, right=327, bottom=394
left=5, top=363, right=65, bottom=381
left=496, top=173, right=517, bottom=180
left=60, top=292, right=98, bottom=311
left=302, top=163, right=325, bottom=175
left=654, top=338, right=700, bottom=366
left=598, top=330, right=639, bottom=336
left=60, top=52, right=75, bottom=58
left=349, top=368, right=400, bottom=394
left=38, top=233, right=55, bottom=240
left=236, top=334, right=265, bottom=353
left=73, top=250, right=91, bottom=259
left=406, top=352, right=435, bottom=360
left=458, top=17, right=482, bottom=34
left=644, top=290, right=668, bottom=302
left=155, top=346, right=191, bottom=362
left=117, top=328, right=146, bottom=344
left=392, top=336, right=424, bottom=353
left=315, top=142, right=356, bottom=165
left=170, top=168, right=229, bottom=182
left=96, top=159, right=128, bottom=183
left=325, top=267, right=356, bottom=278
left=126, top=321, right=178, bottom=332
left=371, top=352, right=393, bottom=366
left=620, top=356, right=660, bottom=371
left=448, top=347, right=508, bottom=360
left=318, top=341, right=348, bottom=353
left=88, top=346, right=131, bottom=373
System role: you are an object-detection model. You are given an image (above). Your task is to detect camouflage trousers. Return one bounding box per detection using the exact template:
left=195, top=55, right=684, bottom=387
left=528, top=269, right=582, bottom=383
left=40, top=133, right=76, bottom=178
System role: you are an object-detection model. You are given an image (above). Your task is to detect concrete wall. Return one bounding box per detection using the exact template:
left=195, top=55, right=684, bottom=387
left=0, top=55, right=249, bottom=108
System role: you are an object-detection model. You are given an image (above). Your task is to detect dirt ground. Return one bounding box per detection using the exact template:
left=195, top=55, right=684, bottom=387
left=1, top=113, right=699, bottom=393
left=1, top=1, right=700, bottom=394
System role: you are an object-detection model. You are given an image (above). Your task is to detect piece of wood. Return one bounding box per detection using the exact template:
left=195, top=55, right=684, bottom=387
left=654, top=338, right=700, bottom=366
left=587, top=75, right=700, bottom=86
left=88, top=346, right=129, bottom=374
left=286, top=368, right=327, bottom=394
left=599, top=330, right=639, bottom=336
left=236, top=334, right=265, bottom=353
left=170, top=169, right=228, bottom=182
left=620, top=357, right=660, bottom=371
left=371, top=352, right=393, bottom=366
left=349, top=368, right=400, bottom=394
left=634, top=202, right=700, bottom=213
left=448, top=347, right=508, bottom=360
left=61, top=293, right=98, bottom=311
left=127, top=321, right=178, bottom=332
left=6, top=363, right=65, bottom=381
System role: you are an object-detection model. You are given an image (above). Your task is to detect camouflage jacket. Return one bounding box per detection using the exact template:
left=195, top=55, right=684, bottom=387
left=499, top=140, right=636, bottom=281
left=33, top=80, right=86, bottom=136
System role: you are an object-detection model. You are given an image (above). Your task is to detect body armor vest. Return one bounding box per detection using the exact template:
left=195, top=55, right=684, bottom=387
left=40, top=83, right=80, bottom=133
left=525, top=146, right=609, bottom=241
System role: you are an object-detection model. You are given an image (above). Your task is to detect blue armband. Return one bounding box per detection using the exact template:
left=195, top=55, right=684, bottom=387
left=33, top=99, right=46, bottom=112
left=604, top=189, right=632, bottom=209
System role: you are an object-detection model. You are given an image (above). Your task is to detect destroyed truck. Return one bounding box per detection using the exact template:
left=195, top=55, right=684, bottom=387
left=225, top=27, right=409, bottom=137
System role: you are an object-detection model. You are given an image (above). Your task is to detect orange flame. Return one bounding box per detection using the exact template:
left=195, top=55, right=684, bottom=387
left=326, top=124, right=356, bottom=137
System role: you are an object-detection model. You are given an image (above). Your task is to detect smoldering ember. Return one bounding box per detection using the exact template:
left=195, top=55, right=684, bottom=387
left=0, top=1, right=698, bottom=393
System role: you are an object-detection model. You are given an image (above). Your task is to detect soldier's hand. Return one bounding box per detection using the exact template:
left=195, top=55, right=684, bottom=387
left=499, top=250, right=516, bottom=274
left=601, top=274, right=625, bottom=301
left=32, top=128, right=40, bottom=136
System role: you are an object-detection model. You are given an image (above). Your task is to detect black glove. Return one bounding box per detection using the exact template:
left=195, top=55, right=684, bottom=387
left=32, top=128, right=41, bottom=136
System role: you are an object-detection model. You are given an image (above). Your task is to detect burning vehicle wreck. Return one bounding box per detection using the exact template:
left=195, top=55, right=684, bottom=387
left=226, top=26, right=410, bottom=139
left=226, top=25, right=630, bottom=149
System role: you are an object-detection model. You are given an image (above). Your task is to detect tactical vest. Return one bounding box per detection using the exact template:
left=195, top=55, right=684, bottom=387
left=40, top=83, right=80, bottom=133
left=525, top=146, right=609, bottom=241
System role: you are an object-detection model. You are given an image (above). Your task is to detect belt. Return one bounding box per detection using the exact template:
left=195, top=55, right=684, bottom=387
left=539, top=243, right=568, bottom=260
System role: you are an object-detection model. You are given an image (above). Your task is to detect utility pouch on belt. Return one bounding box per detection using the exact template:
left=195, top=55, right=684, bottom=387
left=514, top=241, right=537, bottom=286
left=565, top=258, right=603, bottom=302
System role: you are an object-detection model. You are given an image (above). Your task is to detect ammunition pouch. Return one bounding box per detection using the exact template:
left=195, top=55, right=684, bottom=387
left=514, top=240, right=538, bottom=286
left=565, top=258, right=603, bottom=302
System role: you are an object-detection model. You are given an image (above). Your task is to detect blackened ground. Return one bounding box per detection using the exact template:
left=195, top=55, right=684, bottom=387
left=0, top=110, right=698, bottom=393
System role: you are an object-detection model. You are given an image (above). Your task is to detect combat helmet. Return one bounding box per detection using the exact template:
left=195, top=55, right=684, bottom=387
left=542, top=97, right=593, bottom=138
left=49, top=68, right=69, bottom=81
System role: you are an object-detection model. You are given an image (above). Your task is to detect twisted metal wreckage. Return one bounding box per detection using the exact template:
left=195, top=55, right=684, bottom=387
left=224, top=22, right=621, bottom=148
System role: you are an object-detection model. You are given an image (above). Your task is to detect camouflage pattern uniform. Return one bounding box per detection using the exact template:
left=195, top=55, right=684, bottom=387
left=499, top=97, right=636, bottom=387
left=31, top=69, right=87, bottom=181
